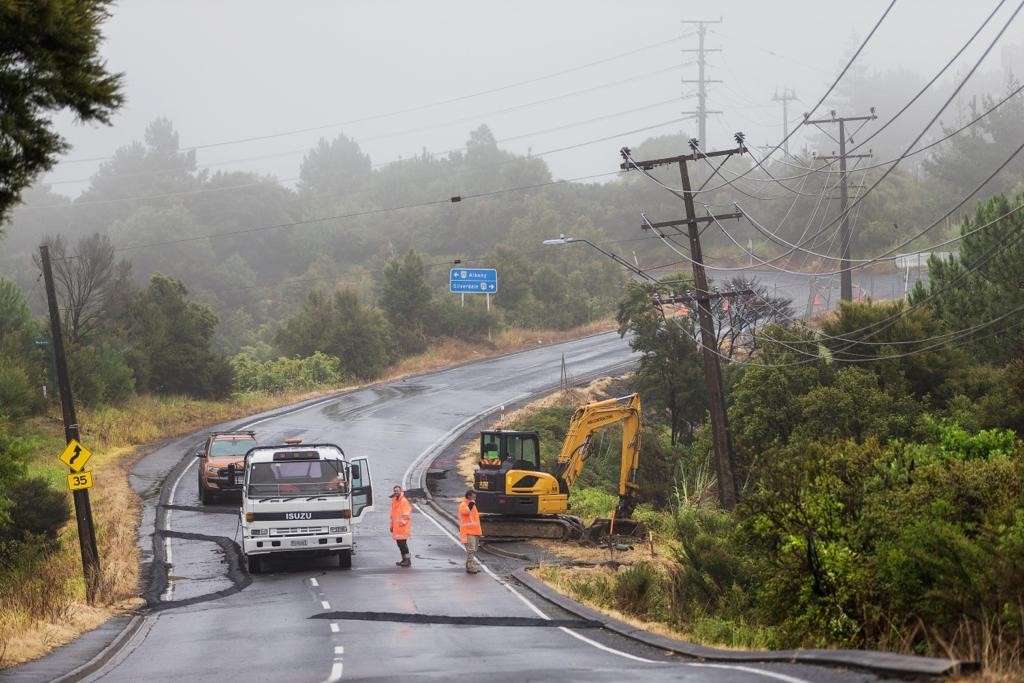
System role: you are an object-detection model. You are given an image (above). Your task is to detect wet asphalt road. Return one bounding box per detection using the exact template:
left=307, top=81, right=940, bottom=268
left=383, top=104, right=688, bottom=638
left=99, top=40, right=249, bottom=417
left=35, top=331, right=880, bottom=683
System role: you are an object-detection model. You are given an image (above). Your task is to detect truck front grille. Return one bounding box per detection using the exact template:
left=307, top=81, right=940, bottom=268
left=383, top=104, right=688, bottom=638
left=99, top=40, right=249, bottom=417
left=271, top=526, right=328, bottom=536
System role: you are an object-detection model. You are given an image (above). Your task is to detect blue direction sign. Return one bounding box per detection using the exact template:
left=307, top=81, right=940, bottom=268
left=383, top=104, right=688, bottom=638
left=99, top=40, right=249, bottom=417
left=450, top=268, right=497, bottom=293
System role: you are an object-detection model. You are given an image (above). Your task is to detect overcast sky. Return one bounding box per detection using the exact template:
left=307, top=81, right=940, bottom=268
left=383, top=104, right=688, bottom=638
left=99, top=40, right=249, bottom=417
left=43, top=0, right=1022, bottom=195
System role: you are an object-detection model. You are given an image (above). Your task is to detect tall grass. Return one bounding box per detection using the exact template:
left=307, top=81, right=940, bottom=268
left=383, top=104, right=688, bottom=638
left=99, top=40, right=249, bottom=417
left=0, top=389, right=336, bottom=668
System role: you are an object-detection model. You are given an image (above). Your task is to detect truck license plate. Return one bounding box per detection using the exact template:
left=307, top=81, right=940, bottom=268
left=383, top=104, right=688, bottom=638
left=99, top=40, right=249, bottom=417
left=290, top=539, right=308, bottom=547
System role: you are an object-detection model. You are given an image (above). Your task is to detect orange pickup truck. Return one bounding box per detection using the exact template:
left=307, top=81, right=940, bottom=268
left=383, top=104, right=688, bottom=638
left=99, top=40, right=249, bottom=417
left=196, top=431, right=257, bottom=504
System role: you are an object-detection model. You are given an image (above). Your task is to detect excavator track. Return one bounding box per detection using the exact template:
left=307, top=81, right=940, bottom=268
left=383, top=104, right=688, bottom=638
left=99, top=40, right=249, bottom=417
left=481, top=514, right=584, bottom=541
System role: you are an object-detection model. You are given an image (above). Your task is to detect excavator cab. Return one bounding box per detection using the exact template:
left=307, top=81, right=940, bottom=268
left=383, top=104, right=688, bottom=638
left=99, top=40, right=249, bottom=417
left=473, top=430, right=567, bottom=519
left=479, top=430, right=540, bottom=471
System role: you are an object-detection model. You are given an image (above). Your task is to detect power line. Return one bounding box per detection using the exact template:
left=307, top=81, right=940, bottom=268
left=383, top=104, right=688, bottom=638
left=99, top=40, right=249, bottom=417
left=847, top=0, right=1010, bottom=156
left=55, top=34, right=689, bottom=166
left=25, top=115, right=691, bottom=212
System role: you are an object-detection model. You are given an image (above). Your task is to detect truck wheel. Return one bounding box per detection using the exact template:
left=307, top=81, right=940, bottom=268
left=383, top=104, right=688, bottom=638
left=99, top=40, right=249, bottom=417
left=338, top=549, right=352, bottom=569
left=247, top=554, right=262, bottom=574
left=200, top=486, right=215, bottom=505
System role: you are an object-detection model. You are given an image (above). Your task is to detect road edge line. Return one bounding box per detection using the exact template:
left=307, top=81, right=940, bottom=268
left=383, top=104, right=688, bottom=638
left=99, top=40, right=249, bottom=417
left=510, top=567, right=975, bottom=679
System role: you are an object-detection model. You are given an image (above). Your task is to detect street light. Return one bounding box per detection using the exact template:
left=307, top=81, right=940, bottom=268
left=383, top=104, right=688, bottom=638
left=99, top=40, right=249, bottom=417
left=542, top=235, right=655, bottom=281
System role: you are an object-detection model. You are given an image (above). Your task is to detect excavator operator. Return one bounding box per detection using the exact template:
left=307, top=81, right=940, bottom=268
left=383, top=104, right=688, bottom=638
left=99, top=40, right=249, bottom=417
left=480, top=443, right=501, bottom=468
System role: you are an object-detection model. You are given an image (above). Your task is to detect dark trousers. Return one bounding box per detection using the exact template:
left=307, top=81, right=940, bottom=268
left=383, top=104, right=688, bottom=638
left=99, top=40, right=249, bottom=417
left=396, top=539, right=409, bottom=555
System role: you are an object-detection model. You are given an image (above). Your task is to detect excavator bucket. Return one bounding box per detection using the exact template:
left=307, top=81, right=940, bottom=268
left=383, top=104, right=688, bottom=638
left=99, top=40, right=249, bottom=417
left=582, top=517, right=646, bottom=545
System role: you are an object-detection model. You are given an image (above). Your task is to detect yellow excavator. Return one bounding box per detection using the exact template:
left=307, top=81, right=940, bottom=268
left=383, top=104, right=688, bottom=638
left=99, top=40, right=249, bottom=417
left=472, top=393, right=643, bottom=541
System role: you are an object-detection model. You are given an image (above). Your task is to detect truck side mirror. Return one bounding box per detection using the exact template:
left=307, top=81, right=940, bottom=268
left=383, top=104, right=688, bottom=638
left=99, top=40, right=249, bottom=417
left=350, top=464, right=361, bottom=480
left=194, top=449, right=204, bottom=458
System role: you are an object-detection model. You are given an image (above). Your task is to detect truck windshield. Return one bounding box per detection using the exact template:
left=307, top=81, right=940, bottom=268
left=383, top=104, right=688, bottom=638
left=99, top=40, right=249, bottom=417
left=247, top=460, right=346, bottom=497
left=210, top=439, right=253, bottom=457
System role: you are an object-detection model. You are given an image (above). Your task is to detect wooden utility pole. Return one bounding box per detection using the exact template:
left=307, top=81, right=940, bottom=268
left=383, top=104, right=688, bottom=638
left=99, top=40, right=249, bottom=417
left=805, top=111, right=875, bottom=301
left=40, top=244, right=102, bottom=603
left=620, top=137, right=745, bottom=509
left=681, top=19, right=722, bottom=148
left=771, top=88, right=798, bottom=156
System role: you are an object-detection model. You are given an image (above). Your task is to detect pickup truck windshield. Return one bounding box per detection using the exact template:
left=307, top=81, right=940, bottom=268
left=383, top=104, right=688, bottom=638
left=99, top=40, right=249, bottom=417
left=210, top=439, right=254, bottom=457
left=247, top=460, right=346, bottom=497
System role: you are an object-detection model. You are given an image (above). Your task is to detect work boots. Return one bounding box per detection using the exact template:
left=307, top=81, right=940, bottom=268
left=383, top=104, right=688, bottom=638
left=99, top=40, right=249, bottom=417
left=396, top=554, right=411, bottom=567
left=465, top=563, right=480, bottom=574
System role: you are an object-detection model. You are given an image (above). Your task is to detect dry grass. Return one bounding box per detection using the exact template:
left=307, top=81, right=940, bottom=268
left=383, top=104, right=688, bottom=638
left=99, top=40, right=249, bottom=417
left=0, top=321, right=620, bottom=669
left=384, top=320, right=617, bottom=381
left=531, top=565, right=717, bottom=647
left=3, top=388, right=382, bottom=669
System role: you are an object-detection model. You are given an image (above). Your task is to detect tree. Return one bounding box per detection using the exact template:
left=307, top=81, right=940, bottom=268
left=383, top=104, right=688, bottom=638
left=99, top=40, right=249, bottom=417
left=617, top=278, right=706, bottom=445
left=379, top=250, right=433, bottom=354
left=275, top=287, right=393, bottom=380
left=822, top=299, right=966, bottom=398
left=298, top=134, right=370, bottom=200
left=922, top=82, right=1024, bottom=199
left=0, top=278, right=44, bottom=417
left=36, top=233, right=126, bottom=345
left=0, top=0, right=123, bottom=224
left=711, top=277, right=794, bottom=359
left=125, top=273, right=232, bottom=398
left=913, top=192, right=1024, bottom=365
left=0, top=277, right=34, bottom=350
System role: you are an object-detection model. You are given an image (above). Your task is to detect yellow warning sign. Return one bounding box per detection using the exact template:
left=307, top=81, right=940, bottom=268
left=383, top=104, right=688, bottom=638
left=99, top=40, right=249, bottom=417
left=59, top=439, right=92, bottom=472
left=67, top=471, right=93, bottom=491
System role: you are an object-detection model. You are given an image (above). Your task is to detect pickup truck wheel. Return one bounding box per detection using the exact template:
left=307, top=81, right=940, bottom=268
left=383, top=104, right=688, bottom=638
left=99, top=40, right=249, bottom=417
left=201, top=488, right=215, bottom=505
left=247, top=554, right=262, bottom=574
left=338, top=549, right=352, bottom=569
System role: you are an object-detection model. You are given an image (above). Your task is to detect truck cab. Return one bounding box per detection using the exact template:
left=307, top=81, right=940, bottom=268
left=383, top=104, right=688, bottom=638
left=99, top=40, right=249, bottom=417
left=240, top=443, right=373, bottom=573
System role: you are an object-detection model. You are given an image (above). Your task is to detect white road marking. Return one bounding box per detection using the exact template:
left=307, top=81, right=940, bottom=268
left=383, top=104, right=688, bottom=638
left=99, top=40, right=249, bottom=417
left=413, top=502, right=656, bottom=664
left=161, top=454, right=197, bottom=601
left=330, top=623, right=340, bottom=633
left=310, top=578, right=319, bottom=587
left=334, top=646, right=345, bottom=655
left=400, top=395, right=531, bottom=490
left=687, top=663, right=813, bottom=683
left=556, top=627, right=654, bottom=663
left=321, top=600, right=331, bottom=610
left=326, top=662, right=343, bottom=682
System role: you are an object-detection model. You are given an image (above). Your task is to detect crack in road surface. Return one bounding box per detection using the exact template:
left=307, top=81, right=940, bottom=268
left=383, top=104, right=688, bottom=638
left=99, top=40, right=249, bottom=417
left=310, top=610, right=602, bottom=628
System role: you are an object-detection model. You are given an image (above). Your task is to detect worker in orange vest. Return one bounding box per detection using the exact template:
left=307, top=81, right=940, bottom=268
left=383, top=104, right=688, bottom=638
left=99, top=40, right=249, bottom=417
left=390, top=485, right=412, bottom=567
left=458, top=489, right=483, bottom=574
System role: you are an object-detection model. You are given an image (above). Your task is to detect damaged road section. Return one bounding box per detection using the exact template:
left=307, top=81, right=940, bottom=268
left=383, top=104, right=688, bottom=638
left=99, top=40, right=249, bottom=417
left=310, top=610, right=601, bottom=628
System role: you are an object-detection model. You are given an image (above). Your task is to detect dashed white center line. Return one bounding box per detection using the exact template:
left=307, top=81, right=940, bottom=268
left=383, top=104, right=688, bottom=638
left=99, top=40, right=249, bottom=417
left=321, top=600, right=331, bottom=610
left=327, top=662, right=343, bottom=682
left=310, top=578, right=319, bottom=587
left=330, top=623, right=340, bottom=633
left=334, top=646, right=345, bottom=655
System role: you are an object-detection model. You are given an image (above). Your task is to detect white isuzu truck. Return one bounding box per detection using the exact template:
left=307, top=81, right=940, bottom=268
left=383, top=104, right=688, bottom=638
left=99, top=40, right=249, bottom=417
left=240, top=442, right=373, bottom=573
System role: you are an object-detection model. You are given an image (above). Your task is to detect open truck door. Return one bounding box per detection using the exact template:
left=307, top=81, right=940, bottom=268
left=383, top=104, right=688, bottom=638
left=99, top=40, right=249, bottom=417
left=350, top=457, right=374, bottom=520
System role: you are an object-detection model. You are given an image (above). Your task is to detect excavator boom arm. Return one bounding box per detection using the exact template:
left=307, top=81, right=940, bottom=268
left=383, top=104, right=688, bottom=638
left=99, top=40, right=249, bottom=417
left=551, top=394, right=642, bottom=502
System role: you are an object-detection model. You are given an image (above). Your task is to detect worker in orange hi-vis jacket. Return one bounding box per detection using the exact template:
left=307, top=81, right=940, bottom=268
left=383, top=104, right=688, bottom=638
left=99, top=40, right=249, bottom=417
left=390, top=485, right=412, bottom=567
left=458, top=489, right=483, bottom=574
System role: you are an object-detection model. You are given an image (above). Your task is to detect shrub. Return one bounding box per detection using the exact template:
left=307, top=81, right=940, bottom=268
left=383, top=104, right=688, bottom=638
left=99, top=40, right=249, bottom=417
left=68, top=342, right=135, bottom=406
left=0, top=477, right=70, bottom=546
left=232, top=351, right=343, bottom=393
left=671, top=506, right=753, bottom=619
left=568, top=487, right=617, bottom=521
left=613, top=561, right=666, bottom=618
left=428, top=298, right=502, bottom=341
left=0, top=419, right=34, bottom=529
left=0, top=362, right=42, bottom=418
